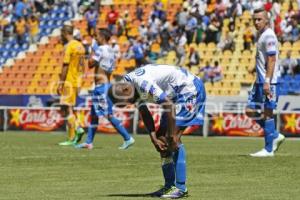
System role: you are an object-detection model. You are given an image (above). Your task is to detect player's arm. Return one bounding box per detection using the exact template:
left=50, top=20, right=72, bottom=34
left=264, top=54, right=276, bottom=98
left=57, top=44, right=71, bottom=95
left=88, top=57, right=99, bottom=68
left=138, top=102, right=167, bottom=151
left=161, top=98, right=177, bottom=151
left=88, top=41, right=100, bottom=68
left=264, top=36, right=277, bottom=98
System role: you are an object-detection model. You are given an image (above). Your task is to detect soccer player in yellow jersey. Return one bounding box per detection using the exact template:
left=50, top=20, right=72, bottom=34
left=57, top=25, right=85, bottom=146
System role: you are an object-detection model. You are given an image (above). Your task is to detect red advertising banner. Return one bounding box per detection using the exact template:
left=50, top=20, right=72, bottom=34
left=7, top=108, right=134, bottom=133
left=137, top=104, right=203, bottom=135
left=280, top=113, right=300, bottom=136
left=8, top=109, right=64, bottom=131
left=209, top=113, right=264, bottom=137
left=74, top=109, right=134, bottom=134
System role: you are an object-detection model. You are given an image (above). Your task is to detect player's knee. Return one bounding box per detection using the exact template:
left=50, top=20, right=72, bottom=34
left=60, top=105, right=69, bottom=117
left=160, top=151, right=172, bottom=159
left=264, top=109, right=273, bottom=120
left=91, top=115, right=98, bottom=124
left=245, top=108, right=256, bottom=118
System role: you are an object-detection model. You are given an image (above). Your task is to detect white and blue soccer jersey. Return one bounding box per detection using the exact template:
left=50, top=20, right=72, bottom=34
left=124, top=64, right=206, bottom=126
left=92, top=42, right=116, bottom=73
left=248, top=28, right=280, bottom=110
left=255, top=28, right=280, bottom=84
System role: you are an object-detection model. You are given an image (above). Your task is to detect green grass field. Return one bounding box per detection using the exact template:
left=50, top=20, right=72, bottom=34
left=0, top=132, right=299, bottom=200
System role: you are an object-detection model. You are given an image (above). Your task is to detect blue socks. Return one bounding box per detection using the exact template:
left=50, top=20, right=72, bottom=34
left=173, top=144, right=187, bottom=191
left=86, top=116, right=98, bottom=144
left=161, top=157, right=175, bottom=188
left=109, top=116, right=131, bottom=141
left=264, top=118, right=279, bottom=152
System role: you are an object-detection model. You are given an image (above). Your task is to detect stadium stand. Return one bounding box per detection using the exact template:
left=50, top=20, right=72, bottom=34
left=0, top=0, right=300, bottom=96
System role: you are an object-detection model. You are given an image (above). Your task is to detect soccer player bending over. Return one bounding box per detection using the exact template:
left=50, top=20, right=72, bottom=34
left=109, top=64, right=206, bottom=198
left=75, top=28, right=134, bottom=150
left=57, top=25, right=85, bottom=146
left=246, top=8, right=285, bottom=157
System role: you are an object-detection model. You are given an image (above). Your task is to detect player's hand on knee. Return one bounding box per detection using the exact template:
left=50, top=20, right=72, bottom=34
left=152, top=136, right=168, bottom=152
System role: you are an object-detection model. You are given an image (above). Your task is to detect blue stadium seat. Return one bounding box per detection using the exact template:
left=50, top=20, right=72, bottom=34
left=283, top=74, right=292, bottom=81
left=294, top=74, right=300, bottom=80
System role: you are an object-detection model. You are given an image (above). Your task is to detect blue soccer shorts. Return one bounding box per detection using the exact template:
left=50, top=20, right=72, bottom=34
left=247, top=83, right=279, bottom=110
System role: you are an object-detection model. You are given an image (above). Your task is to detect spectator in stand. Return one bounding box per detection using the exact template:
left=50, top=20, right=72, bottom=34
left=106, top=5, right=119, bottom=35
left=0, top=14, right=8, bottom=43
left=177, top=7, right=189, bottom=30
left=217, top=30, right=235, bottom=51
left=251, top=0, right=264, bottom=11
left=148, top=14, right=160, bottom=40
left=264, top=0, right=273, bottom=13
left=84, top=6, right=98, bottom=36
left=27, top=15, right=39, bottom=44
left=200, top=61, right=214, bottom=83
left=280, top=50, right=298, bottom=76
left=14, top=0, right=28, bottom=19
left=138, top=21, right=148, bottom=40
left=34, top=0, right=49, bottom=14
left=187, top=46, right=200, bottom=68
left=14, top=16, right=26, bottom=45
left=185, top=12, right=197, bottom=44
left=159, top=17, right=171, bottom=53
left=123, top=10, right=132, bottom=37
left=175, top=30, right=187, bottom=66
left=272, top=0, right=281, bottom=17
left=282, top=17, right=293, bottom=42
left=227, top=0, right=238, bottom=20
left=274, top=13, right=282, bottom=38
left=128, top=38, right=148, bottom=68
left=195, top=18, right=205, bottom=44
left=215, top=0, right=228, bottom=18
left=291, top=18, right=300, bottom=42
left=212, top=61, right=222, bottom=82
left=243, top=22, right=254, bottom=50
left=207, top=0, right=217, bottom=14
left=205, top=14, right=221, bottom=43
left=111, top=38, right=121, bottom=60
left=136, top=1, right=143, bottom=21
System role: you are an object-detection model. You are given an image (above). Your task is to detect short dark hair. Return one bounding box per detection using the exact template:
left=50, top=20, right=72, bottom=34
left=253, top=8, right=269, bottom=20
left=253, top=8, right=266, bottom=14
left=98, top=28, right=112, bottom=41
left=62, top=25, right=73, bottom=35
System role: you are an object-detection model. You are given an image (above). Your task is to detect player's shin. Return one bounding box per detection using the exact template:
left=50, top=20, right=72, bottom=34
left=109, top=116, right=131, bottom=141
left=161, top=155, right=175, bottom=188
left=67, top=115, right=76, bottom=140
left=264, top=118, right=277, bottom=152
left=86, top=116, right=98, bottom=144
left=173, top=144, right=187, bottom=192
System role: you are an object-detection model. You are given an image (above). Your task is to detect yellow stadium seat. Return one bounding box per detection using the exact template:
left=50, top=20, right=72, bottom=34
left=207, top=42, right=216, bottom=50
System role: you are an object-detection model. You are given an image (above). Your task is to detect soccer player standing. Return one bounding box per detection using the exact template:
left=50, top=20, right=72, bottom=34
left=57, top=25, right=85, bottom=146
left=109, top=64, right=206, bottom=198
left=246, top=8, right=285, bottom=157
left=76, top=28, right=134, bottom=150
